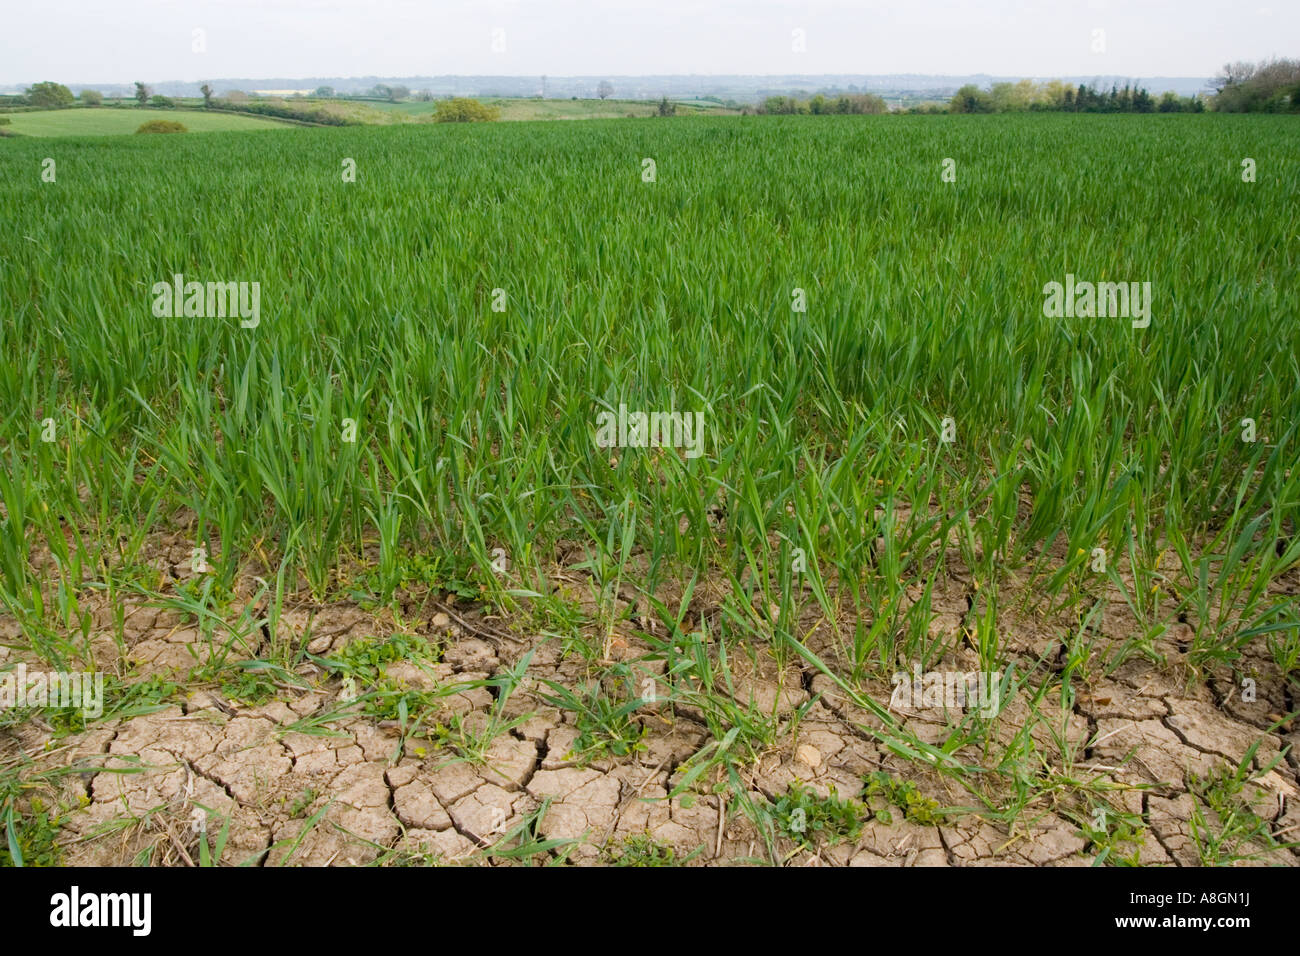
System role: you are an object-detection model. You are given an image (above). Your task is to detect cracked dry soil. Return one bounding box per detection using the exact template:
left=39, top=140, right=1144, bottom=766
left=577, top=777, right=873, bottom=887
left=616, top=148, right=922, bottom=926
left=2, top=531, right=1298, bottom=867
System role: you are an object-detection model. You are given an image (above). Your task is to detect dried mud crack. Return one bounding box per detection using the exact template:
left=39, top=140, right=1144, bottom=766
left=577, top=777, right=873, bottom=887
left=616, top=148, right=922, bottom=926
left=1, top=536, right=1296, bottom=868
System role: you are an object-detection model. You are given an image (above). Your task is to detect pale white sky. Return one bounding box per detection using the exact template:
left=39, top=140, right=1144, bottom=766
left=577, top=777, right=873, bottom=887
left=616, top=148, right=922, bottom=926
left=3, top=0, right=1292, bottom=84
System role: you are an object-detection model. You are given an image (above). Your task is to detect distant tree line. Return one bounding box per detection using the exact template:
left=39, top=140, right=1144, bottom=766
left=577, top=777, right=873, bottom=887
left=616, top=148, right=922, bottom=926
left=948, top=79, right=1204, bottom=113
left=946, top=60, right=1300, bottom=115
left=1211, top=58, right=1300, bottom=112
left=755, top=92, right=887, bottom=115
left=0, top=81, right=181, bottom=110
left=0, top=81, right=86, bottom=109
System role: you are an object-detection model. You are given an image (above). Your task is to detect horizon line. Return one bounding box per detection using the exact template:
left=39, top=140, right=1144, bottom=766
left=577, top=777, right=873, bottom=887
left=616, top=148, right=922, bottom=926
left=4, top=70, right=1217, bottom=88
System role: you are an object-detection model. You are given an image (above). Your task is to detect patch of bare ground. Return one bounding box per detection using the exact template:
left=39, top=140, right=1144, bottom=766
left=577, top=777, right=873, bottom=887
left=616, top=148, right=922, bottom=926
left=1, top=533, right=1296, bottom=866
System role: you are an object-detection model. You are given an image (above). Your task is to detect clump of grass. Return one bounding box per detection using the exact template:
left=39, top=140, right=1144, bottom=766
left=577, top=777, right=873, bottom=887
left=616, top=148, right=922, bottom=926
left=2, top=796, right=63, bottom=867
left=1189, top=745, right=1300, bottom=865
left=7, top=673, right=181, bottom=737
left=540, top=674, right=648, bottom=760
left=1077, top=803, right=1147, bottom=866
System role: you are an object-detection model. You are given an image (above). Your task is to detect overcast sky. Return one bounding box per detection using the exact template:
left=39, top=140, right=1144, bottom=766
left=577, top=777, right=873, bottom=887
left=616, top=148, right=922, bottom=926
left=4, top=0, right=1292, bottom=85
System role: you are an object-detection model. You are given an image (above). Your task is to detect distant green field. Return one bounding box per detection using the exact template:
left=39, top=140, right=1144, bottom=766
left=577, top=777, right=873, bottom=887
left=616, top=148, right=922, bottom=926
left=0, top=99, right=736, bottom=138
left=487, top=97, right=733, bottom=120
left=360, top=100, right=433, bottom=116
left=359, top=96, right=732, bottom=121
left=2, top=108, right=292, bottom=137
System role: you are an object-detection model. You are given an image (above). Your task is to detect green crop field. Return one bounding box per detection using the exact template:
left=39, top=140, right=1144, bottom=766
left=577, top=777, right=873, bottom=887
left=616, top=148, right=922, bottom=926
left=1, top=107, right=294, bottom=137
left=352, top=96, right=729, bottom=120
left=484, top=97, right=730, bottom=120
left=2, top=113, right=1298, bottom=866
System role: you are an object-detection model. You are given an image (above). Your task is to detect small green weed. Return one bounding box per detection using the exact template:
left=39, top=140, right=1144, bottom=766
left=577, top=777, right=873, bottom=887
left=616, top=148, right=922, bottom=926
left=607, top=832, right=682, bottom=866
left=771, top=782, right=864, bottom=849
left=863, top=771, right=951, bottom=825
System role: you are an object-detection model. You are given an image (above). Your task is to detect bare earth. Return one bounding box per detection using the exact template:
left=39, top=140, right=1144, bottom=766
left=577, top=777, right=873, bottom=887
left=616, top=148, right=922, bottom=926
left=2, top=529, right=1296, bottom=867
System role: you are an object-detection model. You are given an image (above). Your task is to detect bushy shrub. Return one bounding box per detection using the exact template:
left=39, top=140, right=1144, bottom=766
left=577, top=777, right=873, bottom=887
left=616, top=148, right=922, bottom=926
left=433, top=98, right=501, bottom=122
left=136, top=120, right=187, bottom=134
